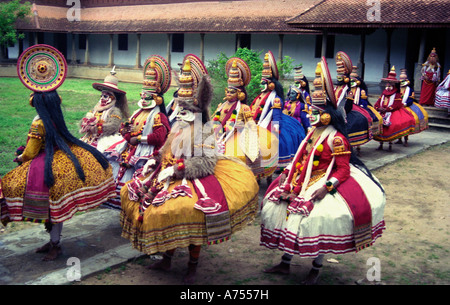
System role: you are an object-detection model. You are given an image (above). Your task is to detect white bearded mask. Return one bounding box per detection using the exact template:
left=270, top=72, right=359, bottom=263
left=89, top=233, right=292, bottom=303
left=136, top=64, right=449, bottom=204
left=95, top=90, right=116, bottom=112
left=176, top=106, right=196, bottom=122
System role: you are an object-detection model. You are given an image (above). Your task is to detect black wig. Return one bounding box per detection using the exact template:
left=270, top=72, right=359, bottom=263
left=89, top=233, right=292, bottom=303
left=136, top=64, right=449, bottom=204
left=32, top=91, right=110, bottom=187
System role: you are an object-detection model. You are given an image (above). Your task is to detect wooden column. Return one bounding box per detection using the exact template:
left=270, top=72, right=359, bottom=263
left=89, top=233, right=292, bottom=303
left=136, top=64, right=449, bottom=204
left=83, top=34, right=90, bottom=66
left=383, top=29, right=393, bottom=78
left=135, top=33, right=141, bottom=68
left=357, top=33, right=366, bottom=79
left=71, top=33, right=77, bottom=64
left=321, top=30, right=328, bottom=58
left=166, top=33, right=172, bottom=67
left=414, top=30, right=427, bottom=92
left=278, top=34, right=284, bottom=63
left=108, top=34, right=114, bottom=67
left=200, top=33, right=205, bottom=63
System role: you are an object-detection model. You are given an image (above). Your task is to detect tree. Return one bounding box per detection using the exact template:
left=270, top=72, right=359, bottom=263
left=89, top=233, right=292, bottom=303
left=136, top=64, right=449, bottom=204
left=0, top=0, right=31, bottom=59
left=206, top=48, right=295, bottom=109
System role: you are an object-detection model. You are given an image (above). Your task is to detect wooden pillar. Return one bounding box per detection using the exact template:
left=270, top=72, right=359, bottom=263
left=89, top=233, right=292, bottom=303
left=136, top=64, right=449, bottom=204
left=414, top=30, right=427, bottom=92
left=357, top=33, right=366, bottom=79
left=83, top=34, right=90, bottom=66
left=278, top=34, right=284, bottom=63
left=71, top=33, right=77, bottom=64
left=383, top=29, right=393, bottom=78
left=200, top=33, right=205, bottom=63
left=135, top=33, right=141, bottom=68
left=236, top=34, right=241, bottom=50
left=321, top=30, right=328, bottom=58
left=108, top=34, right=114, bottom=67
left=166, top=33, right=172, bottom=67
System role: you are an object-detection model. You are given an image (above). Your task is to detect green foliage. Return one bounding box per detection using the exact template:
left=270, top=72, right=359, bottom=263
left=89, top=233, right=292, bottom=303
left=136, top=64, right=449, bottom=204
left=206, top=48, right=295, bottom=111
left=0, top=77, right=149, bottom=176
left=0, top=0, right=31, bottom=48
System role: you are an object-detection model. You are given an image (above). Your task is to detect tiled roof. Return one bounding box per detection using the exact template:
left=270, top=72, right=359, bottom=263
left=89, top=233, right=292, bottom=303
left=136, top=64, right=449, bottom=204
left=287, top=0, right=450, bottom=29
left=16, top=0, right=321, bottom=34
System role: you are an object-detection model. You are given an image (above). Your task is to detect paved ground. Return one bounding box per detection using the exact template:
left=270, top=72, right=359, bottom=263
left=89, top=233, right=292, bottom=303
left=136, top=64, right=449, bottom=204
left=1, top=128, right=449, bottom=285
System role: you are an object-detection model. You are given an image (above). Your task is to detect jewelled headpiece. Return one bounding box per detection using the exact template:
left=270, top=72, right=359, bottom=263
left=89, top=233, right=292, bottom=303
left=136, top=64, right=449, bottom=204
left=261, top=51, right=279, bottom=81
left=226, top=57, right=251, bottom=89
left=142, top=55, right=172, bottom=94
left=17, top=44, right=67, bottom=92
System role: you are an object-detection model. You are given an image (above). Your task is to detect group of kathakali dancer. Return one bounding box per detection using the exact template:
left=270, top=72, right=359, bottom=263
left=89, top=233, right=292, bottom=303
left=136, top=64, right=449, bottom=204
left=6, top=42, right=424, bottom=285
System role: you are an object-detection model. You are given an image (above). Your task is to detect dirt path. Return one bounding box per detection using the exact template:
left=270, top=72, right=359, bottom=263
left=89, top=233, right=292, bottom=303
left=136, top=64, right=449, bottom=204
left=77, top=143, right=450, bottom=285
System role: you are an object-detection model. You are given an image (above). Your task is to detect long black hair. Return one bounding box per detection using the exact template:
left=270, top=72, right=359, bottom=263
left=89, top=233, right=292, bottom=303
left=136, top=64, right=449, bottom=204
left=323, top=100, right=385, bottom=193
left=32, top=90, right=110, bottom=187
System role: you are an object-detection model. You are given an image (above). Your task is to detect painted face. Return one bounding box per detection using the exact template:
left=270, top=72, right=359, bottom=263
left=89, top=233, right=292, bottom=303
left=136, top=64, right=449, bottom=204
left=176, top=106, right=196, bottom=122
left=99, top=90, right=116, bottom=108
left=384, top=83, right=394, bottom=91
left=287, top=88, right=299, bottom=101
left=260, top=79, right=269, bottom=92
left=400, top=79, right=409, bottom=87
left=308, top=108, right=321, bottom=126
left=139, top=90, right=155, bottom=108
left=224, top=88, right=238, bottom=102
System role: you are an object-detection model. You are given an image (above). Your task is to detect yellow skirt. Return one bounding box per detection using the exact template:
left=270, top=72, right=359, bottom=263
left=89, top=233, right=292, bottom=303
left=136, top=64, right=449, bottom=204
left=223, top=126, right=278, bottom=179
left=1, top=145, right=115, bottom=224
left=120, top=158, right=259, bottom=254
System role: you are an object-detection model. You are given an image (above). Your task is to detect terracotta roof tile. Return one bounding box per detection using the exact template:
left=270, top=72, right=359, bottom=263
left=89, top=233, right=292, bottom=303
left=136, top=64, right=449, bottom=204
left=287, top=0, right=450, bottom=28
left=17, top=1, right=321, bottom=33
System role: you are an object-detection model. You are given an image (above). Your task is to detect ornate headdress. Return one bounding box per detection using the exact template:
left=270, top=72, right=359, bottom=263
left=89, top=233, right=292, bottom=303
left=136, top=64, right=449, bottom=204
left=226, top=57, right=251, bottom=89
left=142, top=55, right=172, bottom=95
left=335, top=51, right=353, bottom=78
left=17, top=44, right=67, bottom=93
left=382, top=66, right=399, bottom=83
left=311, top=57, right=337, bottom=109
left=399, top=68, right=410, bottom=86
left=92, top=66, right=127, bottom=95
left=175, top=54, right=212, bottom=118
left=261, top=51, right=279, bottom=81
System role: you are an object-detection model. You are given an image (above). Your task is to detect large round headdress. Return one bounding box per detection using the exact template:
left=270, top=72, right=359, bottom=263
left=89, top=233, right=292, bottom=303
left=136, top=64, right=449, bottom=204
left=226, top=57, right=251, bottom=89
left=142, top=54, right=172, bottom=94
left=335, top=51, right=353, bottom=76
left=261, top=51, right=279, bottom=81
left=17, top=44, right=67, bottom=92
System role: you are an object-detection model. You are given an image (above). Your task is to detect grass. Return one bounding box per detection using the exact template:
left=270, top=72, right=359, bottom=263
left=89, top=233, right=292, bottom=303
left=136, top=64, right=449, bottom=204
left=0, top=76, right=176, bottom=177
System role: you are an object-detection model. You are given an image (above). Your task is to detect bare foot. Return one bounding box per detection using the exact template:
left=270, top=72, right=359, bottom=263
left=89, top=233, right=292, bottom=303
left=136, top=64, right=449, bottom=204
left=35, top=242, right=52, bottom=253
left=147, top=257, right=171, bottom=271
left=42, top=244, right=62, bottom=261
left=183, top=262, right=198, bottom=285
left=263, top=262, right=290, bottom=275
left=303, top=268, right=320, bottom=285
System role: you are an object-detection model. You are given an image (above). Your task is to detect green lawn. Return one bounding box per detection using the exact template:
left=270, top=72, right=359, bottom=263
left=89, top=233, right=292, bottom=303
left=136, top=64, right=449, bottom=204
left=0, top=77, right=176, bottom=177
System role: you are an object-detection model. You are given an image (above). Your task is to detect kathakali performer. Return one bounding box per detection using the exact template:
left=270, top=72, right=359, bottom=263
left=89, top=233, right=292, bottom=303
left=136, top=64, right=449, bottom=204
left=396, top=68, right=429, bottom=146
left=373, top=66, right=416, bottom=151
left=104, top=55, right=171, bottom=209
left=79, top=66, right=129, bottom=153
left=0, top=45, right=116, bottom=261
left=119, top=54, right=259, bottom=284
left=250, top=51, right=305, bottom=172
left=419, top=48, right=441, bottom=106
left=212, top=57, right=278, bottom=182
left=260, top=57, right=386, bottom=285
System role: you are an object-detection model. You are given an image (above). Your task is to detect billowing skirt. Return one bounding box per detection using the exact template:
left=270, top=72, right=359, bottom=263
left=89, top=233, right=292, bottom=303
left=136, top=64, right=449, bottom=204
left=278, top=115, right=305, bottom=169
left=260, top=165, right=386, bottom=257
left=405, top=102, right=428, bottom=134
left=120, top=158, right=259, bottom=255
left=1, top=145, right=116, bottom=225
left=373, top=108, right=416, bottom=142
left=346, top=105, right=373, bottom=147
left=222, top=125, right=278, bottom=179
